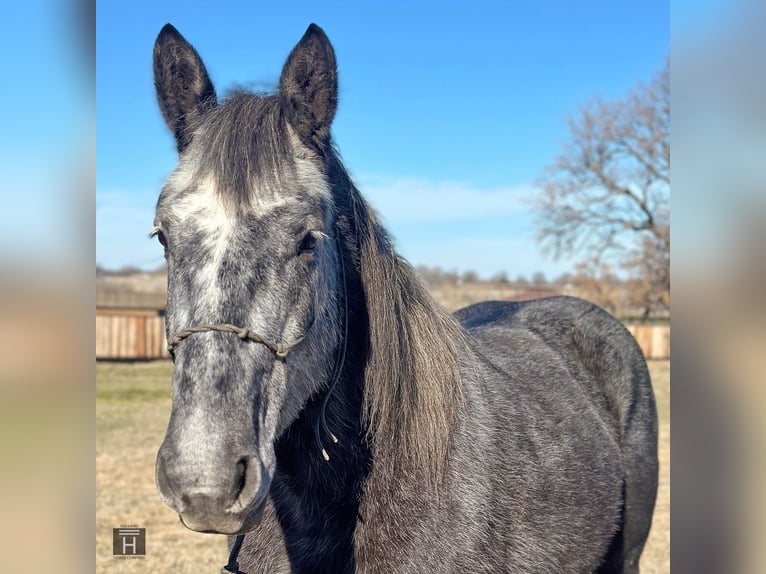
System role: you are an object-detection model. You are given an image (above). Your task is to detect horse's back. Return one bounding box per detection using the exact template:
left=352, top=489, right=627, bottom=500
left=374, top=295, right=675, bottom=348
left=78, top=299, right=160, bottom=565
left=455, top=296, right=658, bottom=572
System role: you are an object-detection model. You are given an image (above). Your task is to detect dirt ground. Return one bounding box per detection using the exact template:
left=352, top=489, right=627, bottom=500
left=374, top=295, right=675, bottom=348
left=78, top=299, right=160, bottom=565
left=96, top=360, right=669, bottom=573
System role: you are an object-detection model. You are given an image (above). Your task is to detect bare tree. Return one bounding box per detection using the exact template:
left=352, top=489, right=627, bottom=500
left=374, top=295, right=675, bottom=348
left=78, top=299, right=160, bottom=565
left=535, top=59, right=669, bottom=317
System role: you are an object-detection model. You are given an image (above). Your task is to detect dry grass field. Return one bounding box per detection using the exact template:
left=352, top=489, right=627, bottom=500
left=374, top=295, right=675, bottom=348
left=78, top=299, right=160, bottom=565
left=96, top=360, right=669, bottom=573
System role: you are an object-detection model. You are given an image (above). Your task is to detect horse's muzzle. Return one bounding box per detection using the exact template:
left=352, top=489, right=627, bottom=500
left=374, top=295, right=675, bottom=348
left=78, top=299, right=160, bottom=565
left=155, top=451, right=269, bottom=535
left=178, top=490, right=268, bottom=535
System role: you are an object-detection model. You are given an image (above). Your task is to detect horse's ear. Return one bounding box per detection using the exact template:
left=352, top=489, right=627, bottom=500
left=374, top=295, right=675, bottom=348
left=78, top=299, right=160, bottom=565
left=279, top=24, right=337, bottom=152
left=153, top=24, right=217, bottom=153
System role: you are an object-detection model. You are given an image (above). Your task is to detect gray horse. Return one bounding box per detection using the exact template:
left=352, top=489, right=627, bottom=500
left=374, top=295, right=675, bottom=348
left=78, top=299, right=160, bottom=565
left=151, top=23, right=657, bottom=574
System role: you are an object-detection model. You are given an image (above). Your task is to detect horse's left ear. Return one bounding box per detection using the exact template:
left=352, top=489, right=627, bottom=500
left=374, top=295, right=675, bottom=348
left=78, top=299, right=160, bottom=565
left=279, top=24, right=338, bottom=152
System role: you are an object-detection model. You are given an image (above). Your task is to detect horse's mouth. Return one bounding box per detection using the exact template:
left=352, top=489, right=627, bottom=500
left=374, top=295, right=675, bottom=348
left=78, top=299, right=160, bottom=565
left=178, top=493, right=269, bottom=535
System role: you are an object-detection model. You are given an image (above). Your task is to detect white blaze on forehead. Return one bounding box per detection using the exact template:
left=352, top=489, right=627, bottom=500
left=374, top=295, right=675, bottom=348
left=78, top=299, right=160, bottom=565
left=165, top=174, right=235, bottom=311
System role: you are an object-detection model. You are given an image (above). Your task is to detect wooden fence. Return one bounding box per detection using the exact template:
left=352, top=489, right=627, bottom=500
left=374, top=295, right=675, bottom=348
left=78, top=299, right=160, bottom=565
left=95, top=307, right=669, bottom=361
left=624, top=322, right=670, bottom=360
left=96, top=307, right=168, bottom=360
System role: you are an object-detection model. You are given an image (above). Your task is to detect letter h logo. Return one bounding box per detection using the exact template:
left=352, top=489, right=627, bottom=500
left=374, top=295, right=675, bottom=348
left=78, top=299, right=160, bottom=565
left=113, top=528, right=146, bottom=555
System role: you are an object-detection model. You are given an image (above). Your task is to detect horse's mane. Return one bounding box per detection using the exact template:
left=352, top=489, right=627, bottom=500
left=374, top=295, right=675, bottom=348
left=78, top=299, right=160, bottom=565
left=331, top=156, right=468, bottom=485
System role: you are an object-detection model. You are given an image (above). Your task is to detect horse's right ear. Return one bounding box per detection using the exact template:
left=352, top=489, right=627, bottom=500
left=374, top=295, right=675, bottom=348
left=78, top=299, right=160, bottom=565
left=153, top=24, right=217, bottom=153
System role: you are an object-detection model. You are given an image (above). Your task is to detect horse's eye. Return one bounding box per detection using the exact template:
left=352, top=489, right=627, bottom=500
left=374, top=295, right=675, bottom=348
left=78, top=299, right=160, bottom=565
left=297, top=231, right=318, bottom=254
left=154, top=230, right=168, bottom=249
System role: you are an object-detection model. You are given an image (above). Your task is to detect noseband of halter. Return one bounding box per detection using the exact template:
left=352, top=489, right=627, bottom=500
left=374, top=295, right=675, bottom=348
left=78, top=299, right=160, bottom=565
left=167, top=322, right=307, bottom=361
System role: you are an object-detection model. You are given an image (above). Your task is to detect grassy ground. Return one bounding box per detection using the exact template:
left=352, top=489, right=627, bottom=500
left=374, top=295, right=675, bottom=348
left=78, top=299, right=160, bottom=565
left=96, top=360, right=670, bottom=573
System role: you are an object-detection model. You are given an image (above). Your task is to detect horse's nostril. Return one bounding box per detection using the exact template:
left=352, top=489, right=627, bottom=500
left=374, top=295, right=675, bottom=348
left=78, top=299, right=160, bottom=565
left=234, top=457, right=248, bottom=501
left=226, top=455, right=261, bottom=514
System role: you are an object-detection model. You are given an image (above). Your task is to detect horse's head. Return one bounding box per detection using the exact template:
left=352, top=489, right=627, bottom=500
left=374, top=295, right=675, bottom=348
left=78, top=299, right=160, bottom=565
left=151, top=23, right=342, bottom=534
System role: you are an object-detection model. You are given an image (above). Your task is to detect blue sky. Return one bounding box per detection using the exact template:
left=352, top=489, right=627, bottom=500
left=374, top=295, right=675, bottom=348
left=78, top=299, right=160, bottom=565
left=96, top=1, right=668, bottom=278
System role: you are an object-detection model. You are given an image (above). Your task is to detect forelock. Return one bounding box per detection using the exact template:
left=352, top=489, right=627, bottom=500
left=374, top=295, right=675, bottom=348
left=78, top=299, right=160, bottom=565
left=184, top=92, right=328, bottom=210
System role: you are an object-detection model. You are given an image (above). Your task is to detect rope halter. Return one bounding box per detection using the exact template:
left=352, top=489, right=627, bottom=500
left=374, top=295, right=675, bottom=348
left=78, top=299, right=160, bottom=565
left=167, top=322, right=308, bottom=361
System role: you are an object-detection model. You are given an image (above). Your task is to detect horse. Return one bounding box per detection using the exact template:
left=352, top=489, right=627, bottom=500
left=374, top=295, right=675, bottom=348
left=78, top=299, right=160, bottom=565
left=151, top=23, right=658, bottom=574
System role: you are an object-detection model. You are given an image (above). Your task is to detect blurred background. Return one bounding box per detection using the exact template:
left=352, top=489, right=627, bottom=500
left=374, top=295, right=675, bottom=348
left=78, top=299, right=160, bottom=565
left=0, top=0, right=92, bottom=572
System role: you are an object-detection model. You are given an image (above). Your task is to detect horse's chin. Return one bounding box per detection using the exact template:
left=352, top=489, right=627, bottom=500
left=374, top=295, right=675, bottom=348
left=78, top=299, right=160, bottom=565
left=178, top=494, right=268, bottom=535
